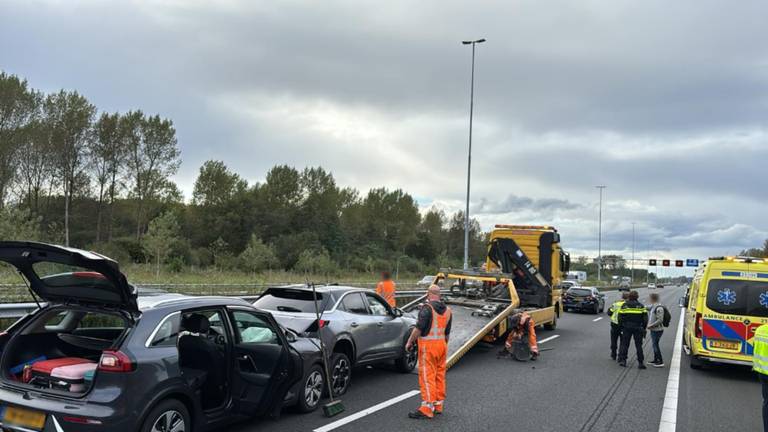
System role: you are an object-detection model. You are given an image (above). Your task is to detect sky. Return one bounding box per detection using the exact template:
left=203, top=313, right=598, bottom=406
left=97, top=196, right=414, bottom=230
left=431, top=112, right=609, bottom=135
left=2, top=0, right=767, bottom=274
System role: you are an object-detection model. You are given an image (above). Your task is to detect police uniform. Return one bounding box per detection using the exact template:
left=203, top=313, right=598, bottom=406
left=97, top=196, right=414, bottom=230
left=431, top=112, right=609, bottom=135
left=617, top=299, right=648, bottom=367
left=752, top=324, right=768, bottom=432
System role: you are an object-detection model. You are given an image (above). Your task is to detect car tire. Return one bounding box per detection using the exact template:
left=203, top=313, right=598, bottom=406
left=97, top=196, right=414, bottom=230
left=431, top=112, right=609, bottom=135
left=297, top=364, right=324, bottom=413
left=395, top=331, right=418, bottom=373
left=141, top=399, right=190, bottom=432
left=330, top=353, right=352, bottom=397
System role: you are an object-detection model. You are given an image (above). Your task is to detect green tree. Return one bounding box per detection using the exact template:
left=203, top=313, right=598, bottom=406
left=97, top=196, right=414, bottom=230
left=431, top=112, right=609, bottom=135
left=45, top=90, right=96, bottom=246
left=90, top=112, right=127, bottom=242
left=193, top=160, right=247, bottom=206
left=125, top=112, right=181, bottom=239
left=0, top=72, right=40, bottom=208
left=143, top=212, right=181, bottom=276
left=294, top=248, right=338, bottom=275
left=0, top=207, right=42, bottom=241
left=239, top=234, right=279, bottom=273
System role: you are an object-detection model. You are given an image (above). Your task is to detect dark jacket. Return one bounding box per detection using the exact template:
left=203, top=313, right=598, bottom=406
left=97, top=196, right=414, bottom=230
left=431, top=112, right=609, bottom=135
left=618, top=299, right=648, bottom=329
left=417, top=300, right=452, bottom=337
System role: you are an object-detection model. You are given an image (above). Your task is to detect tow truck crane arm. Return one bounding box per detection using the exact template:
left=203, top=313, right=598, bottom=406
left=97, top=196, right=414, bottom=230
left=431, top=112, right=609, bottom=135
left=487, top=237, right=552, bottom=308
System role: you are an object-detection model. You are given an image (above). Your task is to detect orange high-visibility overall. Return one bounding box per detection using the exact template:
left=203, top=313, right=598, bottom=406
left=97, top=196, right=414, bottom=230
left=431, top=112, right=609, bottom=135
left=376, top=280, right=397, bottom=307
left=505, top=312, right=538, bottom=354
left=417, top=304, right=451, bottom=417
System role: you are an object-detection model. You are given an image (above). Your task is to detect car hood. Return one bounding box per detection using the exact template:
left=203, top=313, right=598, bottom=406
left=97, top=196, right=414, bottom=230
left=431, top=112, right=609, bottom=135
left=0, top=241, right=138, bottom=315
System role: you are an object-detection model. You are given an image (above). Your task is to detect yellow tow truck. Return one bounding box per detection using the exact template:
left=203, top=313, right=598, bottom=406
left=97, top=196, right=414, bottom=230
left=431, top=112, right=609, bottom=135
left=403, top=225, right=570, bottom=368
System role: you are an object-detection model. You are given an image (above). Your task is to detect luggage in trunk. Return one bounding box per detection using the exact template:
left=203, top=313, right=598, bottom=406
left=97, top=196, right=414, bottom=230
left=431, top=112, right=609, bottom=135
left=29, top=358, right=96, bottom=392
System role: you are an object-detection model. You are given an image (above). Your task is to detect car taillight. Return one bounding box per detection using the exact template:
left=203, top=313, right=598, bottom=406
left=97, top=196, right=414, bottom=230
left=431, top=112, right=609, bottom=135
left=98, top=350, right=134, bottom=372
left=318, top=319, right=330, bottom=328
left=62, top=416, right=102, bottom=425
left=694, top=313, right=703, bottom=339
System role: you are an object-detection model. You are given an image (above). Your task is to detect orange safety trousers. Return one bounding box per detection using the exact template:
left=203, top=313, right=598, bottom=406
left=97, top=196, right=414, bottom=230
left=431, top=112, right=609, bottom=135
left=417, top=305, right=451, bottom=417
left=376, top=280, right=397, bottom=307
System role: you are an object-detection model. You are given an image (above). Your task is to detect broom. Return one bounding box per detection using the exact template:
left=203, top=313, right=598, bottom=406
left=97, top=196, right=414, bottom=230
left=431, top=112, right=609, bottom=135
left=310, top=282, right=345, bottom=417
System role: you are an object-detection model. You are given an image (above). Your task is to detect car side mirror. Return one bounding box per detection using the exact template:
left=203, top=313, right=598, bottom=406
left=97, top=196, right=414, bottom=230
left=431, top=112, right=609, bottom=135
left=392, top=308, right=403, bottom=317
left=284, top=330, right=297, bottom=343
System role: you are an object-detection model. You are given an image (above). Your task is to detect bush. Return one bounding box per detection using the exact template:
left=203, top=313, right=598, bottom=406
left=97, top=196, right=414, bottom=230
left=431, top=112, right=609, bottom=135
left=294, top=248, right=338, bottom=275
left=112, top=237, right=147, bottom=263
left=87, top=241, right=131, bottom=264
left=167, top=256, right=185, bottom=273
left=239, top=234, right=279, bottom=273
left=190, top=247, right=214, bottom=268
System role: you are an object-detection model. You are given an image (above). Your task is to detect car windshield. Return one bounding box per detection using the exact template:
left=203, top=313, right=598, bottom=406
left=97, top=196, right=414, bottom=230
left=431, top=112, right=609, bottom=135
left=568, top=288, right=593, bottom=296
left=705, top=279, right=768, bottom=318
left=254, top=289, right=334, bottom=312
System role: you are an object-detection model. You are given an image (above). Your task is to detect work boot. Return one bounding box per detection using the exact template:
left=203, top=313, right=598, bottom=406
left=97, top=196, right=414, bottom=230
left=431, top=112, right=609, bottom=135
left=638, top=363, right=647, bottom=370
left=651, top=362, right=665, bottom=368
left=408, top=410, right=433, bottom=420
left=434, top=403, right=443, bottom=415
left=610, top=353, right=616, bottom=360
left=618, top=361, right=627, bottom=367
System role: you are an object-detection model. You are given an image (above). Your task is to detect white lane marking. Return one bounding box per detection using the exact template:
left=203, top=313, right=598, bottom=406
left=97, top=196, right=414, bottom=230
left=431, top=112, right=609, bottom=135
left=593, top=317, right=603, bottom=322
left=658, top=307, right=686, bottom=432
left=314, top=389, right=421, bottom=432
left=538, top=334, right=560, bottom=344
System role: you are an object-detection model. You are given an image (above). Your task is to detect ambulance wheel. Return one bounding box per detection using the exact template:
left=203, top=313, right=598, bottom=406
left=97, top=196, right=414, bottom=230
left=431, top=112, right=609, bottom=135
left=544, top=313, right=557, bottom=331
left=687, top=346, right=704, bottom=370
left=141, top=399, right=190, bottom=432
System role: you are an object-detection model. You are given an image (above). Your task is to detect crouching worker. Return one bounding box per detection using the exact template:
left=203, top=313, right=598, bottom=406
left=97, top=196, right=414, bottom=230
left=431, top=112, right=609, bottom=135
left=503, top=312, right=539, bottom=361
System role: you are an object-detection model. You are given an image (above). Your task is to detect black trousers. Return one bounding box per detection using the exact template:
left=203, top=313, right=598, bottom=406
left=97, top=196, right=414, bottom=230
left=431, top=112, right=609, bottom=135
left=761, top=374, right=768, bottom=432
left=618, top=327, right=644, bottom=364
left=610, top=323, right=621, bottom=357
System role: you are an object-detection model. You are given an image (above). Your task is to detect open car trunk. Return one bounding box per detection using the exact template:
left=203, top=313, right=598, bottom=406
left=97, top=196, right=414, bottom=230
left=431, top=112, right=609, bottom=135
left=1, top=306, right=130, bottom=396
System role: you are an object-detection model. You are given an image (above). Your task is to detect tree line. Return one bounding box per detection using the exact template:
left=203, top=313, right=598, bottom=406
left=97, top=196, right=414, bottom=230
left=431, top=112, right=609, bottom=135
left=741, top=240, right=768, bottom=258
left=0, top=71, right=486, bottom=276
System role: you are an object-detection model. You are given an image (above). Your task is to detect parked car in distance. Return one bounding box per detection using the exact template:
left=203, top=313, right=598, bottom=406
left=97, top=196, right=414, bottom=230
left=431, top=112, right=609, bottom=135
left=657, top=283, right=665, bottom=289
left=417, top=275, right=436, bottom=288
left=648, top=283, right=657, bottom=289
left=560, top=280, right=580, bottom=290
left=0, top=241, right=324, bottom=432
left=563, top=286, right=605, bottom=314
left=253, top=285, right=418, bottom=396
left=618, top=281, right=631, bottom=291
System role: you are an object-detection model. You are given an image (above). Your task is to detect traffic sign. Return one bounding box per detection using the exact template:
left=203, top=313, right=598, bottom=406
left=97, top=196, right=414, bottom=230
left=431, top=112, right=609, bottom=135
left=675, top=260, right=684, bottom=267
left=649, top=259, right=657, bottom=266
left=662, top=259, right=670, bottom=267
left=686, top=259, right=699, bottom=267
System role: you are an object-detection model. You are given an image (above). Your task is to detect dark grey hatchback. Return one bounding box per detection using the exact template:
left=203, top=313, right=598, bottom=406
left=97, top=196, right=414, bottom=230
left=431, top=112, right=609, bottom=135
left=0, top=242, right=324, bottom=432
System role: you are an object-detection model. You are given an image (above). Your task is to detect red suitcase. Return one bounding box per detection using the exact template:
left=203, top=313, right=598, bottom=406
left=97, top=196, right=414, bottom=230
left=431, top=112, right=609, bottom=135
left=30, top=358, right=93, bottom=388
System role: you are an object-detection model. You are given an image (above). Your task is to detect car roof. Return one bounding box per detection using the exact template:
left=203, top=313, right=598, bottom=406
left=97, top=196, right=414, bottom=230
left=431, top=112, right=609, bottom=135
left=265, top=284, right=368, bottom=298
left=138, top=294, right=253, bottom=312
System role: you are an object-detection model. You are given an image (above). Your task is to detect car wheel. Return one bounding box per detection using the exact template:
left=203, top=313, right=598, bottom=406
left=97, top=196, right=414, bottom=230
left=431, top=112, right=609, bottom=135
left=330, top=353, right=351, bottom=396
left=297, top=364, right=324, bottom=413
left=141, top=399, right=190, bottom=432
left=395, top=333, right=418, bottom=373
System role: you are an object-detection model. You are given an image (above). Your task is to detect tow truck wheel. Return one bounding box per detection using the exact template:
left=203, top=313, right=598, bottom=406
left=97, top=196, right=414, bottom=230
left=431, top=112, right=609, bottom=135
left=544, top=313, right=557, bottom=331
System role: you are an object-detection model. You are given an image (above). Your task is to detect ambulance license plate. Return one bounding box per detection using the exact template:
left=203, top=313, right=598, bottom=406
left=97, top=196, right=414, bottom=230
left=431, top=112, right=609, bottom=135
left=710, top=339, right=739, bottom=350
left=2, top=406, right=47, bottom=430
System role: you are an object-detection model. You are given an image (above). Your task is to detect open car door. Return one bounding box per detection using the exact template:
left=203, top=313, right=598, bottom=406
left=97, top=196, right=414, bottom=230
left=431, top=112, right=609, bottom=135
left=227, top=307, right=300, bottom=416
left=0, top=241, right=138, bottom=315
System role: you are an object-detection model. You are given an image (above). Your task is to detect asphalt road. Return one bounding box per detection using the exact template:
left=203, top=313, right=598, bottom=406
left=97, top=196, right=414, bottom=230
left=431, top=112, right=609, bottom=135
left=226, top=285, right=763, bottom=432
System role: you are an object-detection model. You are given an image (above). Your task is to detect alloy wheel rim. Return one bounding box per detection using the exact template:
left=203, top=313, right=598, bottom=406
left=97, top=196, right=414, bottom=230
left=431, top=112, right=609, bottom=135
left=332, top=358, right=350, bottom=394
left=151, top=410, right=185, bottom=432
left=305, top=370, right=324, bottom=407
left=406, top=346, right=418, bottom=369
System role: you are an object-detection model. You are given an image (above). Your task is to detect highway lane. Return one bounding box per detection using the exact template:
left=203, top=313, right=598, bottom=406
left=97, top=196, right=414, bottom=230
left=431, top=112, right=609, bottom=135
left=226, top=285, right=761, bottom=432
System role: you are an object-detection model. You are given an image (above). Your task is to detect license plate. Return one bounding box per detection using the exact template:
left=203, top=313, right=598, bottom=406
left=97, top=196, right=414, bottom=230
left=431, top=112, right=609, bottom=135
left=2, top=406, right=47, bottom=430
left=710, top=339, right=740, bottom=351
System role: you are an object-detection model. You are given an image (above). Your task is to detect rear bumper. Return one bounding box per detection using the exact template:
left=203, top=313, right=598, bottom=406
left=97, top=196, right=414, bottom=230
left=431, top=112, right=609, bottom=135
left=564, top=301, right=598, bottom=310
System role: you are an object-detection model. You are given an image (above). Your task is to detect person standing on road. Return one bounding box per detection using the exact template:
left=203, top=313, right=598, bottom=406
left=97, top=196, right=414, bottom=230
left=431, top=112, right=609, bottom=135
left=752, top=323, right=768, bottom=432
left=647, top=293, right=665, bottom=368
left=617, top=290, right=648, bottom=369
left=608, top=291, right=629, bottom=360
left=405, top=285, right=452, bottom=420
left=377, top=271, right=397, bottom=307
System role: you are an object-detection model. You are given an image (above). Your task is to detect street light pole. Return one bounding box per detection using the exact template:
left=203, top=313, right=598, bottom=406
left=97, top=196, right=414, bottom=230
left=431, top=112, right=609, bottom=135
left=462, top=38, right=486, bottom=270
left=596, top=185, right=606, bottom=283
left=631, top=222, right=636, bottom=283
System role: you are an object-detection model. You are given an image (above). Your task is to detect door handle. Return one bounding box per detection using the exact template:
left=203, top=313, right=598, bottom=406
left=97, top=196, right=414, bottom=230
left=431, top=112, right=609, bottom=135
left=351, top=322, right=359, bottom=328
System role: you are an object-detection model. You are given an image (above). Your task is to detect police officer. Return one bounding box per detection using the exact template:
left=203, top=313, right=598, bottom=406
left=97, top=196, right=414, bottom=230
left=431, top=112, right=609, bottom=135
left=617, top=290, right=648, bottom=369
left=405, top=285, right=452, bottom=419
left=608, top=291, right=629, bottom=360
left=752, top=323, right=768, bottom=432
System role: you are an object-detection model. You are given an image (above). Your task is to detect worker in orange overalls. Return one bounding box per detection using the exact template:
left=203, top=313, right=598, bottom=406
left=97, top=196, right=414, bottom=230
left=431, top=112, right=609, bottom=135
left=504, top=311, right=539, bottom=361
left=405, top=285, right=452, bottom=419
left=376, top=271, right=397, bottom=307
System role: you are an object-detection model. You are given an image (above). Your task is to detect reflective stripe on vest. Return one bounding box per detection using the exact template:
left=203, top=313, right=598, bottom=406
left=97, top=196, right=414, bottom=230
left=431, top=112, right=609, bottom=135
left=618, top=307, right=646, bottom=315
left=753, top=325, right=768, bottom=376
left=419, top=304, right=452, bottom=342
left=610, top=301, right=625, bottom=324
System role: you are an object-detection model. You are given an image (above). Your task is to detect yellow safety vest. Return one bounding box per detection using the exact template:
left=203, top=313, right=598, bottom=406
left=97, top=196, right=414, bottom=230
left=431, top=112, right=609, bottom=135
left=610, top=300, right=625, bottom=325
left=753, top=324, right=768, bottom=376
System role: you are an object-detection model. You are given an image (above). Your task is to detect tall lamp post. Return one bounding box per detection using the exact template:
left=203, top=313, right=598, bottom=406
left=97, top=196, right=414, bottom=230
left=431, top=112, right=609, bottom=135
left=596, top=185, right=606, bottom=283
left=462, top=38, right=486, bottom=270
left=631, top=222, right=636, bottom=283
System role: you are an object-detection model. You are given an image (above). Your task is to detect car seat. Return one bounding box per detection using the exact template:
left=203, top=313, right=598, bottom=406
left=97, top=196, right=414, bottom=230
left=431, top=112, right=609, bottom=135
left=178, top=314, right=225, bottom=409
